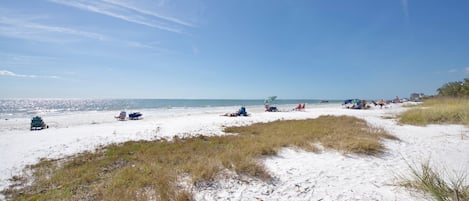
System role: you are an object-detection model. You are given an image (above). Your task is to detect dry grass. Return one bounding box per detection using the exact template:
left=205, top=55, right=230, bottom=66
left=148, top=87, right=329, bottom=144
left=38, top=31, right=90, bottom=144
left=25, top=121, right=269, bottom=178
left=400, top=161, right=469, bottom=201
left=2, top=115, right=396, bottom=201
left=399, top=98, right=469, bottom=126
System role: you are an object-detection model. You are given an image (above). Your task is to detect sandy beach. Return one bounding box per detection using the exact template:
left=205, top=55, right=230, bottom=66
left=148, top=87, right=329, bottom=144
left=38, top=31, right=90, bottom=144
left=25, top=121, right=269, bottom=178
left=3, top=0, right=468, bottom=200
left=1, top=103, right=468, bottom=200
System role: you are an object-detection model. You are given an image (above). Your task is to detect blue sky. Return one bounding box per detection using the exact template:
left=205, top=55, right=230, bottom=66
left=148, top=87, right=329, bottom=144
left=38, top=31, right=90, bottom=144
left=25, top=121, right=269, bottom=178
left=1, top=0, right=468, bottom=99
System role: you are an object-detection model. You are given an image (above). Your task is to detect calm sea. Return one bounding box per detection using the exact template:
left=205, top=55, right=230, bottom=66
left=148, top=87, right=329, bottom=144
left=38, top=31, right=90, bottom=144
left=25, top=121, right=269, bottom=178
left=0, top=99, right=340, bottom=118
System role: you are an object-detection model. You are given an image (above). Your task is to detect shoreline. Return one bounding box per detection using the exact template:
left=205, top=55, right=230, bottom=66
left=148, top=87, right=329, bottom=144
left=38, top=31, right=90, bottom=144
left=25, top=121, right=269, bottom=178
left=1, top=103, right=468, bottom=200
left=0, top=99, right=343, bottom=119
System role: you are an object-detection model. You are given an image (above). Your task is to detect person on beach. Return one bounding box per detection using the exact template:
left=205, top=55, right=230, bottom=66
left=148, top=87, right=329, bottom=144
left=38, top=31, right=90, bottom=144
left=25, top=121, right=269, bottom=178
left=295, top=103, right=302, bottom=110
left=223, top=107, right=248, bottom=117
left=377, top=99, right=385, bottom=108
left=294, top=103, right=305, bottom=111
left=265, top=103, right=278, bottom=112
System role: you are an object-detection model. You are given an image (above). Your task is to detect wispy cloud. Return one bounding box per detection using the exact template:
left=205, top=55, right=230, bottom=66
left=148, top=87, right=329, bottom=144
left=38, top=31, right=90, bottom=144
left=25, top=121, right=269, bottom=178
left=0, top=17, right=105, bottom=41
left=449, top=67, right=469, bottom=74
left=0, top=53, right=61, bottom=67
left=0, top=16, right=167, bottom=51
left=449, top=69, right=458, bottom=73
left=124, top=41, right=177, bottom=54
left=192, top=46, right=200, bottom=55
left=101, top=0, right=194, bottom=27
left=126, top=41, right=155, bottom=49
left=157, top=0, right=167, bottom=7
left=0, top=70, right=60, bottom=79
left=0, top=53, right=59, bottom=62
left=401, top=0, right=409, bottom=18
left=48, top=0, right=188, bottom=33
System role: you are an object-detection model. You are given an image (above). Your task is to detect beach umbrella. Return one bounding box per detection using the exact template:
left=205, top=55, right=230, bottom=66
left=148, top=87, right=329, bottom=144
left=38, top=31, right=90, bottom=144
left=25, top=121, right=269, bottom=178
left=264, top=96, right=277, bottom=104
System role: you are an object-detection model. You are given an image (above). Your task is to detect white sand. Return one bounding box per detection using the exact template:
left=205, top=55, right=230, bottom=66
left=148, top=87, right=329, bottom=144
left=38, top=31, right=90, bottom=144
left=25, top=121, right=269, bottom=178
left=1, top=104, right=468, bottom=200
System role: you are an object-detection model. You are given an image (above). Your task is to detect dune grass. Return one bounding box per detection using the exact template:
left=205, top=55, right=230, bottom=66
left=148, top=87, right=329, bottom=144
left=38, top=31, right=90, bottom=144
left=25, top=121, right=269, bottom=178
left=399, top=98, right=469, bottom=126
left=400, top=161, right=469, bottom=201
left=2, top=115, right=397, bottom=201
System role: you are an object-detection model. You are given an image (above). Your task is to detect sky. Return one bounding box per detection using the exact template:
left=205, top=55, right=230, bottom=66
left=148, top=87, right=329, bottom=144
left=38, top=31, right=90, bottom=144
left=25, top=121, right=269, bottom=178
left=1, top=0, right=468, bottom=99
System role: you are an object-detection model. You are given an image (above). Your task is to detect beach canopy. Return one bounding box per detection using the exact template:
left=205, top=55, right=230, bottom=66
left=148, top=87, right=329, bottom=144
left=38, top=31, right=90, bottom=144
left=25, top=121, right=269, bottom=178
left=264, top=96, right=277, bottom=104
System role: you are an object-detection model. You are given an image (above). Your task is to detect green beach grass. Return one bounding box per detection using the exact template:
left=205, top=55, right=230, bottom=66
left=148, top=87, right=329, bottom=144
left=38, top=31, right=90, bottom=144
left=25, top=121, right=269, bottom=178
left=399, top=98, right=469, bottom=126
left=398, top=97, right=469, bottom=200
left=2, top=115, right=397, bottom=201
left=400, top=161, right=469, bottom=201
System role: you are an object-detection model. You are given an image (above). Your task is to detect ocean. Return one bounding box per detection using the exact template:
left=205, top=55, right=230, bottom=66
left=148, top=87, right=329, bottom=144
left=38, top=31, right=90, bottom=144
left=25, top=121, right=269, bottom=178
left=0, top=99, right=340, bottom=119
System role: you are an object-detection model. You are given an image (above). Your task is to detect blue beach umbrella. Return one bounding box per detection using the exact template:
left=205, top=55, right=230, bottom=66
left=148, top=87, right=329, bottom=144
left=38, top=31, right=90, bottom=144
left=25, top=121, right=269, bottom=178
left=264, top=96, right=277, bottom=104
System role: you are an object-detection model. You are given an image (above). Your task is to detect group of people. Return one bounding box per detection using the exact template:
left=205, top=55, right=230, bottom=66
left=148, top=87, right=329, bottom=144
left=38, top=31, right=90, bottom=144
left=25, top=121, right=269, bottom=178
left=222, top=107, right=248, bottom=117
left=345, top=96, right=402, bottom=110
left=343, top=99, right=370, bottom=109
left=264, top=104, right=278, bottom=112
left=372, top=99, right=387, bottom=108
left=265, top=103, right=306, bottom=112
left=223, top=103, right=307, bottom=117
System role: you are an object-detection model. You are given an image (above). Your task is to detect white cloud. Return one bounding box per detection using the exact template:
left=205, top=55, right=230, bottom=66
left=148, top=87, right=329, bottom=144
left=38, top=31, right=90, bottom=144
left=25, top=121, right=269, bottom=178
left=101, top=0, right=194, bottom=27
left=449, top=69, right=458, bottom=73
left=0, top=70, right=60, bottom=79
left=443, top=67, right=469, bottom=75
left=1, top=17, right=168, bottom=51
left=29, top=24, right=105, bottom=40
left=401, top=0, right=409, bottom=18
left=0, top=53, right=60, bottom=67
left=123, top=41, right=174, bottom=53
left=157, top=0, right=166, bottom=7
left=48, top=0, right=185, bottom=33
left=192, top=46, right=200, bottom=55
left=126, top=41, right=155, bottom=49
left=0, top=70, right=16, bottom=76
left=0, top=17, right=105, bottom=41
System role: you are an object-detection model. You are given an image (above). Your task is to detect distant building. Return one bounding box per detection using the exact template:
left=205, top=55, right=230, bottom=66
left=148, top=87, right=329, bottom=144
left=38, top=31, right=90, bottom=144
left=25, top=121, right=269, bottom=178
left=410, top=93, right=425, bottom=101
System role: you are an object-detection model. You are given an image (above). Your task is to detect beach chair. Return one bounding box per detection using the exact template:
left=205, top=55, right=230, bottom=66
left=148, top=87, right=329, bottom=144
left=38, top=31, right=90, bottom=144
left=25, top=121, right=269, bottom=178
left=266, top=106, right=278, bottom=112
left=30, top=116, right=48, bottom=130
left=294, top=104, right=302, bottom=111
left=115, top=111, right=126, bottom=121
left=238, top=107, right=248, bottom=116
left=294, top=103, right=305, bottom=111
left=129, top=112, right=142, bottom=120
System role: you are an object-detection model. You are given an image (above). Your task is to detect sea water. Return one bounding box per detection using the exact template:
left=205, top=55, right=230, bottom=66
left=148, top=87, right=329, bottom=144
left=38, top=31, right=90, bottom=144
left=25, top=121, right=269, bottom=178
left=0, top=99, right=341, bottom=119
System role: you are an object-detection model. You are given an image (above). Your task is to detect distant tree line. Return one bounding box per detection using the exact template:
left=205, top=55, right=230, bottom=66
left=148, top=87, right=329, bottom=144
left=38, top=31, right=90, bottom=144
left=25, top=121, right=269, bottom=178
left=437, top=78, right=469, bottom=97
